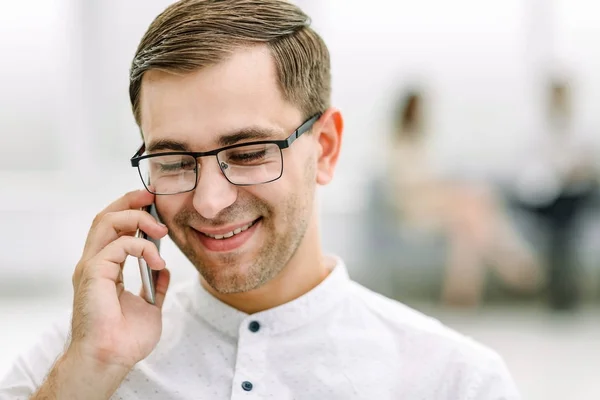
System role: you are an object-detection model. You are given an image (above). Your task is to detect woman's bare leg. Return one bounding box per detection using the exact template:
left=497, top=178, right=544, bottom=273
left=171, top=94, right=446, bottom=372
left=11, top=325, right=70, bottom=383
left=440, top=231, right=487, bottom=307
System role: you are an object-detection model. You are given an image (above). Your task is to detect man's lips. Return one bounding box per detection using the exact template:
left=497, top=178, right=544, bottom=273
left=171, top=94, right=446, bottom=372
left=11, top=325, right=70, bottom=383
left=192, top=218, right=262, bottom=252
left=196, top=218, right=260, bottom=238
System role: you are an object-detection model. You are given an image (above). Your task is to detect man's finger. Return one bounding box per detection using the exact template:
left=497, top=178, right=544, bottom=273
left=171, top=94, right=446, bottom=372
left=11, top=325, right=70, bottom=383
left=95, top=189, right=155, bottom=222
left=84, top=209, right=167, bottom=257
left=87, top=236, right=165, bottom=283
left=152, top=268, right=171, bottom=309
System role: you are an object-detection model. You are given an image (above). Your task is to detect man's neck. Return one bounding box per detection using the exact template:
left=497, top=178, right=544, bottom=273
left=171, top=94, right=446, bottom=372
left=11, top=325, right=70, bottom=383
left=200, top=224, right=332, bottom=315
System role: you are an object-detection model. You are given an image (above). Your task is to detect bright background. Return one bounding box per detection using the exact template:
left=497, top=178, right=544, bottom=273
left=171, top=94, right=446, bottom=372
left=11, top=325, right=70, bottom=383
left=2, top=1, right=600, bottom=398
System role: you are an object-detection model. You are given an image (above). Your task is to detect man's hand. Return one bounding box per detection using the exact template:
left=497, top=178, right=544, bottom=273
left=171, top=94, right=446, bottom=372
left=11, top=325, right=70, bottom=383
left=32, top=189, right=170, bottom=400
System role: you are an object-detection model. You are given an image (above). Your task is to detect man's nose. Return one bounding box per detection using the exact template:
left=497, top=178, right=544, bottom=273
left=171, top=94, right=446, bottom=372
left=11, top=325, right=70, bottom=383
left=192, top=158, right=237, bottom=219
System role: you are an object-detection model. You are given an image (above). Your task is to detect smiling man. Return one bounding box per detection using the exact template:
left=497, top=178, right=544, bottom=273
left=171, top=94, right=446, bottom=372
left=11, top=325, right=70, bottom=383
left=1, top=1, right=520, bottom=399
left=136, top=46, right=331, bottom=313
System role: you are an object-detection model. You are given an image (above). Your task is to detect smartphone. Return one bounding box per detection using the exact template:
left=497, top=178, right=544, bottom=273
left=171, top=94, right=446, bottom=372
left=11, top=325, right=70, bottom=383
left=136, top=203, right=161, bottom=304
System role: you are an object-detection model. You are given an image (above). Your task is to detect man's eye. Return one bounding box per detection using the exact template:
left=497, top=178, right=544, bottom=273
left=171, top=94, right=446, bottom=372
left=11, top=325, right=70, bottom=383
left=160, top=163, right=181, bottom=172
left=159, top=160, right=195, bottom=172
left=229, top=151, right=267, bottom=163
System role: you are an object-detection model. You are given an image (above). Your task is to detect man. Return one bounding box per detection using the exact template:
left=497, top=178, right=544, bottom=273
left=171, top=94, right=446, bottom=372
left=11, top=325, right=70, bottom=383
left=1, top=0, right=520, bottom=398
left=512, top=79, right=599, bottom=310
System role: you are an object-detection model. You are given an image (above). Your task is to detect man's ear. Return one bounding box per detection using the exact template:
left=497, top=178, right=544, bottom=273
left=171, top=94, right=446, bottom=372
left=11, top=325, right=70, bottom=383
left=313, top=108, right=344, bottom=185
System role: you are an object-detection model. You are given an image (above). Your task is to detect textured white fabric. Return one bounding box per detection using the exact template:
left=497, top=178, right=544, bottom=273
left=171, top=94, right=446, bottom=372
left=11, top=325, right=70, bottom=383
left=1, top=257, right=520, bottom=399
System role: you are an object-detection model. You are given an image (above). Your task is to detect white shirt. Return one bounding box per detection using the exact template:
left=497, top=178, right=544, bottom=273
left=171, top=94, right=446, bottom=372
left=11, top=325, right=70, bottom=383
left=513, top=122, right=599, bottom=206
left=1, top=257, right=520, bottom=399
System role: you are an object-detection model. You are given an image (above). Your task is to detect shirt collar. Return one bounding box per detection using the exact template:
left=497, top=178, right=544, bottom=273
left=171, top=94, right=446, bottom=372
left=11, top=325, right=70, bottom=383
left=190, top=255, right=351, bottom=338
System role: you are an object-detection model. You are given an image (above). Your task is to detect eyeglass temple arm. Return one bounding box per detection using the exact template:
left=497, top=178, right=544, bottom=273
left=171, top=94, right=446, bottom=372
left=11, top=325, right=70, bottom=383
left=130, top=143, right=146, bottom=167
left=284, top=113, right=322, bottom=148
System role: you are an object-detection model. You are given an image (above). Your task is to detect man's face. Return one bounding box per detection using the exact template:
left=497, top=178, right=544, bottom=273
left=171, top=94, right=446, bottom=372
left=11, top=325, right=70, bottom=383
left=139, top=46, right=319, bottom=294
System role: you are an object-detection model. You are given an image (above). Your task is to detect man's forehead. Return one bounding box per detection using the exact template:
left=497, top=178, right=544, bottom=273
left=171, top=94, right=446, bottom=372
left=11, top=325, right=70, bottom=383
left=139, top=45, right=280, bottom=112
left=137, top=47, right=302, bottom=152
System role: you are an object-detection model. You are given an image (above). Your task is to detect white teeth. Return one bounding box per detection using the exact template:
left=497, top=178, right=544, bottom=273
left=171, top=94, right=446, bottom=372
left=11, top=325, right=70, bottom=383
left=203, top=220, right=257, bottom=240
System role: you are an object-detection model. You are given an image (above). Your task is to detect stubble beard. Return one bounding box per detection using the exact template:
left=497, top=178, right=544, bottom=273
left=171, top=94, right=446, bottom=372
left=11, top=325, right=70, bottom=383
left=169, top=195, right=312, bottom=294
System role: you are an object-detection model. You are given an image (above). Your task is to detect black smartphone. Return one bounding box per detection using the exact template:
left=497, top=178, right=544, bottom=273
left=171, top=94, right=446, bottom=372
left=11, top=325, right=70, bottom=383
left=136, top=203, right=161, bottom=304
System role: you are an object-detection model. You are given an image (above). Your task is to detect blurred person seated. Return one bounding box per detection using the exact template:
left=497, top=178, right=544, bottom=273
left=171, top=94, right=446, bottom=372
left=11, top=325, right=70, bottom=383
left=386, top=89, right=542, bottom=307
left=512, top=78, right=599, bottom=310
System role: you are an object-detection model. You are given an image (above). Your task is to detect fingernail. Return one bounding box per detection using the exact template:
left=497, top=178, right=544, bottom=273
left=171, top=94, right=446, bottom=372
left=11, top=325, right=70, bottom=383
left=158, top=222, right=167, bottom=228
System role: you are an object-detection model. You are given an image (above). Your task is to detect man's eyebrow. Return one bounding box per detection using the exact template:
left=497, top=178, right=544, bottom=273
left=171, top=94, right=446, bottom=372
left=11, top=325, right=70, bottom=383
left=146, top=139, right=190, bottom=153
left=217, top=127, right=283, bottom=147
left=145, top=127, right=285, bottom=153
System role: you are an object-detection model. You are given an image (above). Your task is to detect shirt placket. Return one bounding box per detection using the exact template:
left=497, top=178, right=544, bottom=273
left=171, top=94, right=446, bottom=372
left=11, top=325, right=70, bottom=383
left=230, top=317, right=269, bottom=399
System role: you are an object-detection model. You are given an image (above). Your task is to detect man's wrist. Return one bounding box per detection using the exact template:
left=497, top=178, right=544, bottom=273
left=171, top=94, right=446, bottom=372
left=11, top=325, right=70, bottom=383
left=61, top=346, right=132, bottom=395
left=32, top=348, right=132, bottom=400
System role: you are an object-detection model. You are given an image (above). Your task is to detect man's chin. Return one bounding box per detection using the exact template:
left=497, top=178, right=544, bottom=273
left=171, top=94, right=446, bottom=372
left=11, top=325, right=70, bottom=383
left=196, top=258, right=261, bottom=293
left=200, top=268, right=261, bottom=294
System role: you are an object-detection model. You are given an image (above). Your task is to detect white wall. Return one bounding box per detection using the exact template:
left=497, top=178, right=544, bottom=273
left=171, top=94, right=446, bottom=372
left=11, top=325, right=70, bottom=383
left=0, top=0, right=68, bottom=170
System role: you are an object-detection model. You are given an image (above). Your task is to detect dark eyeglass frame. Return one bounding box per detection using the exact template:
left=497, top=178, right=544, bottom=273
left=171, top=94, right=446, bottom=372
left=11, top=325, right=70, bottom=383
left=130, top=113, right=322, bottom=194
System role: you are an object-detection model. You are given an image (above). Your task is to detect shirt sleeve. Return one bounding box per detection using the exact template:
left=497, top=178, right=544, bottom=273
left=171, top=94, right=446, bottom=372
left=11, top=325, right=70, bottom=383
left=467, top=353, right=522, bottom=400
left=0, top=315, right=70, bottom=400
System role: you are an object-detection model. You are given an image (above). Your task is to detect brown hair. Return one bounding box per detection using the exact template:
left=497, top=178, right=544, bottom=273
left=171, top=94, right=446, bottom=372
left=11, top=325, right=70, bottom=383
left=393, top=89, right=423, bottom=141
left=548, top=79, right=570, bottom=116
left=129, top=0, right=331, bottom=126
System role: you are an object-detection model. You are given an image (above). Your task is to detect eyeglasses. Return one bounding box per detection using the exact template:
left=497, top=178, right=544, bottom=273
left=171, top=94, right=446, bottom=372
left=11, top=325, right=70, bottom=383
left=130, top=113, right=322, bottom=195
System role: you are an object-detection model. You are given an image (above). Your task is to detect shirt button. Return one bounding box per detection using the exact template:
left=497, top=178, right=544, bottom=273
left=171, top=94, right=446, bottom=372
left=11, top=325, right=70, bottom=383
left=248, top=321, right=260, bottom=333
left=242, top=381, right=253, bottom=391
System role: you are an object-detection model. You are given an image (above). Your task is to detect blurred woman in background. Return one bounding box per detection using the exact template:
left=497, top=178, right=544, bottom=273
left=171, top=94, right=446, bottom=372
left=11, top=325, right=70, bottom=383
left=387, top=89, right=542, bottom=307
